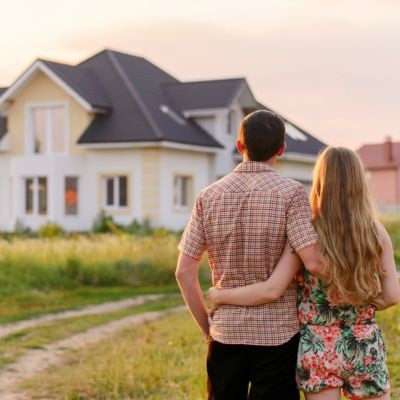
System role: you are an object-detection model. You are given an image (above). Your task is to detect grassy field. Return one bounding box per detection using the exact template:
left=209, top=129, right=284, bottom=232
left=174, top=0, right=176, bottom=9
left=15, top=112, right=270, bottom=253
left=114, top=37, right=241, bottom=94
left=0, top=234, right=186, bottom=294
left=21, top=312, right=206, bottom=399
left=1, top=221, right=400, bottom=398
left=20, top=305, right=400, bottom=400
left=0, top=217, right=398, bottom=312
left=0, top=234, right=210, bottom=321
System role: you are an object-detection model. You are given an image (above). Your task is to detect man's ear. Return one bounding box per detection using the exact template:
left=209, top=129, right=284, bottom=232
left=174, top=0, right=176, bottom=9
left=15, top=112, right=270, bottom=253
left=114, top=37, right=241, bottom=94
left=277, top=143, right=286, bottom=156
left=236, top=139, right=245, bottom=154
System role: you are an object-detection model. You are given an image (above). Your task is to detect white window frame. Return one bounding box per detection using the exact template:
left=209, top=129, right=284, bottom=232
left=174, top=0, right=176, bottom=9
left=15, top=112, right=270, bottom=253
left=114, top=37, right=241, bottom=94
left=103, top=175, right=129, bottom=211
left=173, top=175, right=193, bottom=210
left=25, top=102, right=69, bottom=155
left=22, top=176, right=48, bottom=217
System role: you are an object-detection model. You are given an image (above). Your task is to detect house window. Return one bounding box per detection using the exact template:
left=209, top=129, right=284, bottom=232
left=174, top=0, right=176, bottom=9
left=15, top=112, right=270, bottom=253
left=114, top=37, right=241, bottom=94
left=103, top=176, right=128, bottom=209
left=24, top=177, right=47, bottom=215
left=174, top=176, right=192, bottom=208
left=29, top=105, right=67, bottom=154
left=65, top=177, right=78, bottom=215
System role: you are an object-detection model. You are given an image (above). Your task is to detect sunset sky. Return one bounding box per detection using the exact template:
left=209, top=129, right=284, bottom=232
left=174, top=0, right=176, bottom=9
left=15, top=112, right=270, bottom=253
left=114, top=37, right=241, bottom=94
left=1, top=0, right=399, bottom=149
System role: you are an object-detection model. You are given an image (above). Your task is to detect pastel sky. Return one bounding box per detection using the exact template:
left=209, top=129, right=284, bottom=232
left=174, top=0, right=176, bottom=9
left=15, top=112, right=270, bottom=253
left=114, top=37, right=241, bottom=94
left=1, top=0, right=399, bottom=149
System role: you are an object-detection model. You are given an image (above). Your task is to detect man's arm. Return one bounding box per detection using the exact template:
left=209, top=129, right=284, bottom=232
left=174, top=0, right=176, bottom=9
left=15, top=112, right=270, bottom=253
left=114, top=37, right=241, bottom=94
left=206, top=243, right=301, bottom=311
left=176, top=252, right=210, bottom=341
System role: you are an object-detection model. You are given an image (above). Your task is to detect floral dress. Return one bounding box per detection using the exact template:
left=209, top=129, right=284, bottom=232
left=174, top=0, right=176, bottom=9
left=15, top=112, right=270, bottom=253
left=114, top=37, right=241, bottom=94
left=296, top=268, right=390, bottom=399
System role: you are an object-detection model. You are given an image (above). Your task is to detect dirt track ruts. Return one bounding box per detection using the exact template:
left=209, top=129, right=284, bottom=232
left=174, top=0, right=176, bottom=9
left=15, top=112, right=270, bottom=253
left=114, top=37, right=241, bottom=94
left=0, top=305, right=186, bottom=400
left=0, top=294, right=164, bottom=340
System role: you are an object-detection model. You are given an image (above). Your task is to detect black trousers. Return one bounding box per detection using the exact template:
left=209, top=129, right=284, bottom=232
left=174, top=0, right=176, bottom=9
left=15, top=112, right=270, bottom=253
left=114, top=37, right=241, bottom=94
left=207, top=333, right=300, bottom=400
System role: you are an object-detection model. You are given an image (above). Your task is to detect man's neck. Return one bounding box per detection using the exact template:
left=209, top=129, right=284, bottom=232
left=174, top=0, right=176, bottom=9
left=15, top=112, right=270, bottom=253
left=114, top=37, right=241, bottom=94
left=243, top=154, right=277, bottom=167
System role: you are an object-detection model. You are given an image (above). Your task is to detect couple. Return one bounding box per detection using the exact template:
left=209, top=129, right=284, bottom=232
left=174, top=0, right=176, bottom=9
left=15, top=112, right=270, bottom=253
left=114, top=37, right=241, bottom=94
left=175, top=110, right=400, bottom=400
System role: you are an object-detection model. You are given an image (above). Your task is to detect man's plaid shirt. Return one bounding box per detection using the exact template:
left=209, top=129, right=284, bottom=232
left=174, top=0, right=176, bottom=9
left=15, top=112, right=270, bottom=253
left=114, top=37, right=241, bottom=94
left=179, top=161, right=318, bottom=346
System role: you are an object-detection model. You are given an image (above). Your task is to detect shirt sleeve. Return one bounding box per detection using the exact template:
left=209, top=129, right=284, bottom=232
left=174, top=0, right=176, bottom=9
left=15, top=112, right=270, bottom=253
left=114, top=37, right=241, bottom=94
left=286, top=184, right=318, bottom=252
left=178, top=194, right=207, bottom=260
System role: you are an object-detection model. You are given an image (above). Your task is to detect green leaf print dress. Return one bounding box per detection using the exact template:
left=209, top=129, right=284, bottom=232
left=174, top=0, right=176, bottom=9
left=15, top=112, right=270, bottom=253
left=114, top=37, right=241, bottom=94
left=296, top=268, right=390, bottom=399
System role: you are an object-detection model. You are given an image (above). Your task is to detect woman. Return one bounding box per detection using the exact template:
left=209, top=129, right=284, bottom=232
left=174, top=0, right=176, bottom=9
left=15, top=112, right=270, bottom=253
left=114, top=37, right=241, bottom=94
left=206, top=147, right=400, bottom=400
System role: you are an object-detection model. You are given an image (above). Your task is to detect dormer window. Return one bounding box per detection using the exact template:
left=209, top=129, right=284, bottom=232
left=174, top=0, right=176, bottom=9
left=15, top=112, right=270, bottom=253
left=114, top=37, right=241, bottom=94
left=160, top=104, right=186, bottom=125
left=27, top=103, right=68, bottom=155
left=285, top=123, right=308, bottom=142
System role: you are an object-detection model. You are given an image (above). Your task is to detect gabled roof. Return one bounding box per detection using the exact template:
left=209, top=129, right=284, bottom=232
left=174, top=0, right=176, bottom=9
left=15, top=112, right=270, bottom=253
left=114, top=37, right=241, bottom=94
left=163, top=78, right=245, bottom=111
left=358, top=140, right=400, bottom=169
left=76, top=50, right=222, bottom=148
left=40, top=60, right=111, bottom=110
left=0, top=61, right=107, bottom=113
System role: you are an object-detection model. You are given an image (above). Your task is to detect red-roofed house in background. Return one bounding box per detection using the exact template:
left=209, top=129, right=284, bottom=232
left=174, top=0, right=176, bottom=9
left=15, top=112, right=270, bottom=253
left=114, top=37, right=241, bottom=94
left=358, top=137, right=400, bottom=212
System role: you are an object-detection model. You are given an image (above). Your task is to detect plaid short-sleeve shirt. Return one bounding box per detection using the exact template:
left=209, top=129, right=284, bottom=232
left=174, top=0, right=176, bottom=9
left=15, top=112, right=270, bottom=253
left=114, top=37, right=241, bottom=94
left=179, top=161, right=318, bottom=346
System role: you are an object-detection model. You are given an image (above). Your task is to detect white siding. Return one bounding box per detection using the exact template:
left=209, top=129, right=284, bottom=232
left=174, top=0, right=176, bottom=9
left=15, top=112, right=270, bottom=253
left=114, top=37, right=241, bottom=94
left=159, top=149, right=213, bottom=231
left=0, top=156, right=11, bottom=230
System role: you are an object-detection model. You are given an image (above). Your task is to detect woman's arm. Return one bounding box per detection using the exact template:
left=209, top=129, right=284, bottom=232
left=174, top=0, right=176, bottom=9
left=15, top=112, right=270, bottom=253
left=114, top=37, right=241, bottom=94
left=206, top=243, right=301, bottom=312
left=376, top=224, right=400, bottom=310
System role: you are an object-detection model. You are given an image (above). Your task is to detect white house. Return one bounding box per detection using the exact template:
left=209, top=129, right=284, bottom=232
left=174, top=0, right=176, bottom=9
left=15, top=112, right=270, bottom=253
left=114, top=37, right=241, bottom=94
left=0, top=49, right=326, bottom=232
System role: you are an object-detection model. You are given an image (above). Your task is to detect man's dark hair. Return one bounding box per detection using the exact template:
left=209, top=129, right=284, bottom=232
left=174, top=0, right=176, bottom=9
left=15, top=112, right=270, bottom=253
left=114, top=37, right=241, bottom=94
left=238, top=110, right=285, bottom=161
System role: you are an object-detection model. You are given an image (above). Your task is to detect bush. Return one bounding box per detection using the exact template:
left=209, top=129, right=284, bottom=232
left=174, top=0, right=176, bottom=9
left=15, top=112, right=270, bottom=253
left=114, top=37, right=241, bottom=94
left=38, top=222, right=65, bottom=238
left=92, top=212, right=123, bottom=234
left=125, top=218, right=154, bottom=236
left=14, top=219, right=33, bottom=236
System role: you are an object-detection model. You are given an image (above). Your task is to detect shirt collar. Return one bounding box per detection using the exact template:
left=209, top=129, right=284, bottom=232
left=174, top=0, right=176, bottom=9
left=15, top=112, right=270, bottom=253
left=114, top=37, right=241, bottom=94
left=234, top=161, right=275, bottom=173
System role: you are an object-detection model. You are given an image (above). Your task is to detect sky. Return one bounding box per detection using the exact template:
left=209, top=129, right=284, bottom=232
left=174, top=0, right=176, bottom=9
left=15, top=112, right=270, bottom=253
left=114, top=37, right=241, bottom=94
left=0, top=0, right=399, bottom=149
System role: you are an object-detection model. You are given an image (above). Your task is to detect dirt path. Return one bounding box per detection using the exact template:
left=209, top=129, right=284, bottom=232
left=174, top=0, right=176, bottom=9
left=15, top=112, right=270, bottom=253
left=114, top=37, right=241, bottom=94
left=0, top=305, right=186, bottom=400
left=0, top=294, right=164, bottom=339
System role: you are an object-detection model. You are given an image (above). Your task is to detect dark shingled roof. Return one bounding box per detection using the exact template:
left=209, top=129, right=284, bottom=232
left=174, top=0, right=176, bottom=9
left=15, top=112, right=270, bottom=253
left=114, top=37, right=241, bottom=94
left=40, top=60, right=111, bottom=110
left=163, top=78, right=244, bottom=111
left=76, top=50, right=222, bottom=148
left=2, top=50, right=325, bottom=152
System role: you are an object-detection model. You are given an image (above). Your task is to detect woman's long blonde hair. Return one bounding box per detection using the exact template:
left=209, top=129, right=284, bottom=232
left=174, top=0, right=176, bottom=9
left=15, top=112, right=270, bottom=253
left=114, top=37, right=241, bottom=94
left=310, top=147, right=384, bottom=307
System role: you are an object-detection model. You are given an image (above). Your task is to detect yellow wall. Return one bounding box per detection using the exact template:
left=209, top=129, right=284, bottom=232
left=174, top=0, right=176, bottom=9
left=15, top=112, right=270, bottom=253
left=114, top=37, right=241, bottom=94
left=6, top=70, right=93, bottom=156
left=142, top=148, right=160, bottom=224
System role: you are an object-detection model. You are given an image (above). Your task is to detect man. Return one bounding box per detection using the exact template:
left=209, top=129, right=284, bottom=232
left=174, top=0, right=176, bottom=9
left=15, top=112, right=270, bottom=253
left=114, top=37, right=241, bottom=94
left=176, top=110, right=322, bottom=400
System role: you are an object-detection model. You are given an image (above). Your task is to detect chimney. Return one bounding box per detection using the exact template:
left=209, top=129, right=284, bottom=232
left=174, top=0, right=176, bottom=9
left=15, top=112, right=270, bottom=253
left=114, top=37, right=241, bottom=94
left=384, top=136, right=393, bottom=162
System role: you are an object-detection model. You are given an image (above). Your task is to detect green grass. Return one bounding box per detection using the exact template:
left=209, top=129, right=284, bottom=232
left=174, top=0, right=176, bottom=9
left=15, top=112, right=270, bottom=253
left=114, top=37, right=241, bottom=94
left=21, top=311, right=206, bottom=400
left=376, top=305, right=400, bottom=399
left=0, top=285, right=180, bottom=324
left=0, top=295, right=183, bottom=371
left=379, top=215, right=400, bottom=267
left=0, top=234, right=210, bottom=297
left=21, top=306, right=400, bottom=400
